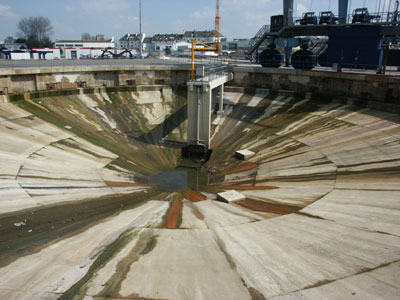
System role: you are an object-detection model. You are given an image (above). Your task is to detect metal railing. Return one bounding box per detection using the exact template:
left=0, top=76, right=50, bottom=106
left=0, top=58, right=178, bottom=70
left=193, top=65, right=233, bottom=82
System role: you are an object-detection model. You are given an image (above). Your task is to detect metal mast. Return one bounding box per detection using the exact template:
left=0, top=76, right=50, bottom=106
left=139, top=0, right=142, bottom=58
left=214, top=0, right=221, bottom=54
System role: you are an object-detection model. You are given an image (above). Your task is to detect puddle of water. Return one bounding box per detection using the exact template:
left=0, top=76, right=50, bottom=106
left=149, top=168, right=209, bottom=192
left=149, top=159, right=209, bottom=192
left=149, top=170, right=187, bottom=191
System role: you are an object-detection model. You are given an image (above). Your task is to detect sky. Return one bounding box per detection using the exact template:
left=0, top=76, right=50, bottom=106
left=0, top=0, right=392, bottom=41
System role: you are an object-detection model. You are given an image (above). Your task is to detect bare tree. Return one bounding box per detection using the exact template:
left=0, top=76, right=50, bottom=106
left=17, top=16, right=53, bottom=48
left=81, top=33, right=93, bottom=40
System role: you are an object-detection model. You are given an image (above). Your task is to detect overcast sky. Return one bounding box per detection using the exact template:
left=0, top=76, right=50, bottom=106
left=0, top=0, right=391, bottom=41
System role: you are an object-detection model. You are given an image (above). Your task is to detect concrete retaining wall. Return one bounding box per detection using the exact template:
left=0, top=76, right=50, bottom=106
left=0, top=65, right=191, bottom=94
left=232, top=67, right=400, bottom=105
left=1, top=65, right=399, bottom=113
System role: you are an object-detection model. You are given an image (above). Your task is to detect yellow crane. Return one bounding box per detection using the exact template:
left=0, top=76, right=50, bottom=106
left=214, top=0, right=221, bottom=55
left=191, top=0, right=221, bottom=80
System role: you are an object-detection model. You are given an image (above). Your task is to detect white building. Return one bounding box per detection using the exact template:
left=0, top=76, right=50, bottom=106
left=118, top=30, right=222, bottom=57
left=32, top=48, right=61, bottom=60
left=151, top=34, right=182, bottom=52
left=55, top=37, right=115, bottom=59
left=9, top=52, right=31, bottom=60
left=182, top=30, right=222, bottom=44
left=119, top=33, right=145, bottom=49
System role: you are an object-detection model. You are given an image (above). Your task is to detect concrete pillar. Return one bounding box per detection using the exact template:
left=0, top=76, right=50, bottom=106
left=186, top=72, right=233, bottom=149
left=187, top=85, right=197, bottom=144
left=218, top=84, right=224, bottom=113
left=33, top=74, right=39, bottom=91
left=201, top=85, right=212, bottom=147
left=187, top=83, right=212, bottom=148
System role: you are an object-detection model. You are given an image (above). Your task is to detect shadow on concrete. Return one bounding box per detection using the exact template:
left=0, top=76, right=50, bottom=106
left=134, top=104, right=187, bottom=147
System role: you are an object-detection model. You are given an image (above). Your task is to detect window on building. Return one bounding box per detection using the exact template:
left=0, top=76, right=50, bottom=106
left=229, top=43, right=238, bottom=50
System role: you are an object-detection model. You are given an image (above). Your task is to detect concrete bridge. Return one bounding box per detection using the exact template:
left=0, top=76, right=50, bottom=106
left=186, top=67, right=233, bottom=152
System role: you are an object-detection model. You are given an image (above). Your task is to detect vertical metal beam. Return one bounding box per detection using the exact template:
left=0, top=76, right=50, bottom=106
left=283, top=0, right=294, bottom=27
left=339, top=0, right=349, bottom=24
left=196, top=86, right=201, bottom=144
left=218, top=84, right=224, bottom=113
left=139, top=0, right=143, bottom=58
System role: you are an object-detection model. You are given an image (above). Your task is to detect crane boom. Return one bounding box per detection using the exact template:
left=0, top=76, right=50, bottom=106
left=215, top=0, right=221, bottom=54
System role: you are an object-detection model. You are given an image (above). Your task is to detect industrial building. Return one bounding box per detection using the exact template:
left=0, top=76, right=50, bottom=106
left=220, top=38, right=250, bottom=56
left=118, top=30, right=222, bottom=56
left=55, top=36, right=115, bottom=59
left=248, top=0, right=400, bottom=71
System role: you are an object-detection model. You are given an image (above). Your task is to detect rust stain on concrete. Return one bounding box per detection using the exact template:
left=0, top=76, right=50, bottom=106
left=238, top=199, right=302, bottom=215
left=220, top=162, right=258, bottom=175
left=184, top=188, right=207, bottom=202
left=162, top=194, right=183, bottom=229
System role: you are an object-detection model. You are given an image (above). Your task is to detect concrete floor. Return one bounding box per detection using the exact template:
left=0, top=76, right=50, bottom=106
left=0, top=88, right=399, bottom=299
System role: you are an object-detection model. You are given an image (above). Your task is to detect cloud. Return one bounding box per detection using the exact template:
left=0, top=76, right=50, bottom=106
left=65, top=0, right=130, bottom=15
left=52, top=20, right=78, bottom=40
left=297, top=3, right=308, bottom=16
left=111, top=15, right=139, bottom=32
left=222, top=0, right=272, bottom=10
left=0, top=4, right=19, bottom=19
left=189, top=7, right=214, bottom=19
left=244, top=10, right=272, bottom=26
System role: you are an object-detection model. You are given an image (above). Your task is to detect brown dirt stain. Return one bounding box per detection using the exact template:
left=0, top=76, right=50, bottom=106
left=162, top=194, right=183, bottom=229
left=189, top=202, right=205, bottom=220
left=184, top=188, right=206, bottom=202
left=238, top=199, right=302, bottom=215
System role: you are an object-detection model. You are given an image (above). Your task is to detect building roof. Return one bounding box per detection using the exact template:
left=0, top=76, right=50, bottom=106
left=143, top=37, right=153, bottom=43
left=152, top=34, right=183, bottom=42
left=182, top=30, right=223, bottom=38
left=119, top=34, right=143, bottom=42
left=55, top=40, right=113, bottom=43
